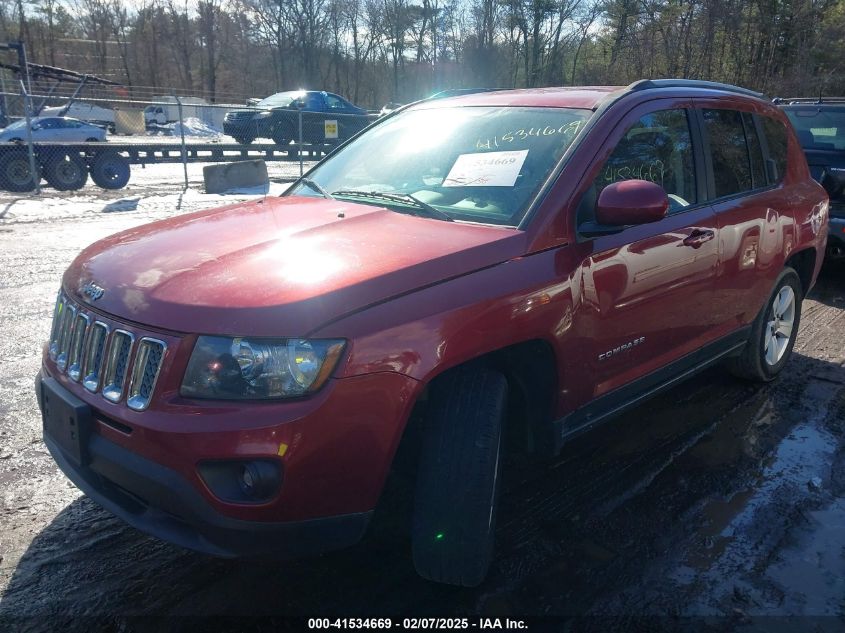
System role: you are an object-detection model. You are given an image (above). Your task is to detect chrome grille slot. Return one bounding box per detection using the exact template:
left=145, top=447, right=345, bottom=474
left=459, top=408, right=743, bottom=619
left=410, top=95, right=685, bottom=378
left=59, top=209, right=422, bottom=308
left=48, top=293, right=64, bottom=360
left=102, top=330, right=134, bottom=402
left=82, top=322, right=109, bottom=392
left=67, top=312, right=91, bottom=381
left=127, top=338, right=166, bottom=411
left=56, top=303, right=77, bottom=372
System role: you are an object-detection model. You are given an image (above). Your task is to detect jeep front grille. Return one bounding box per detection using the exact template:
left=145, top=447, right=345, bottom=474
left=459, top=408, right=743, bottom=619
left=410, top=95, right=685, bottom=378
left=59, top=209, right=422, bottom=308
left=67, top=312, right=90, bottom=381
left=55, top=303, right=77, bottom=372
left=82, top=322, right=109, bottom=392
left=102, top=330, right=134, bottom=402
left=127, top=339, right=166, bottom=411
left=48, top=292, right=168, bottom=410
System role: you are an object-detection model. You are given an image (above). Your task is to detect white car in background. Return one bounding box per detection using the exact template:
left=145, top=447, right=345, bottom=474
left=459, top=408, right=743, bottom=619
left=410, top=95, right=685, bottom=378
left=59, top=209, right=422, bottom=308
left=41, top=102, right=116, bottom=131
left=0, top=117, right=107, bottom=143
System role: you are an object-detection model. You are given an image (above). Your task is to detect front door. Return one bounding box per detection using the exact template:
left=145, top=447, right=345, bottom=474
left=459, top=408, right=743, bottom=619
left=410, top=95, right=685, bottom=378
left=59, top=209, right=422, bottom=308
left=567, top=103, right=721, bottom=415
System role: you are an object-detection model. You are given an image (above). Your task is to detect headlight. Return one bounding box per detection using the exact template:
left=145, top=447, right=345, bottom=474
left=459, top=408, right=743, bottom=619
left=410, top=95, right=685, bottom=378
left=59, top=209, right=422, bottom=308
left=181, top=336, right=345, bottom=400
left=254, top=111, right=273, bottom=119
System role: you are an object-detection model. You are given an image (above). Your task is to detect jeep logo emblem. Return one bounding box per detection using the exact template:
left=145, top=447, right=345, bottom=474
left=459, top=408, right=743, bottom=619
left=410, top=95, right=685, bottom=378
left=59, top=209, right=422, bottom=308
left=80, top=281, right=105, bottom=302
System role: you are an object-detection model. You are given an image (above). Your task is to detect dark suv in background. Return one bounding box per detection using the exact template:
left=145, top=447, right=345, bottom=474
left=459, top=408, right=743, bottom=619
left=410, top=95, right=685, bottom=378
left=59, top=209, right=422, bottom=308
left=779, top=98, right=845, bottom=259
left=223, top=90, right=374, bottom=146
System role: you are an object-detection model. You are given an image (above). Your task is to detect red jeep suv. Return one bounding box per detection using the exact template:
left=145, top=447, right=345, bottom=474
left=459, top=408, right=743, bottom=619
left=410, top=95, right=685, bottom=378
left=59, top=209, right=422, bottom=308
left=36, top=80, right=828, bottom=587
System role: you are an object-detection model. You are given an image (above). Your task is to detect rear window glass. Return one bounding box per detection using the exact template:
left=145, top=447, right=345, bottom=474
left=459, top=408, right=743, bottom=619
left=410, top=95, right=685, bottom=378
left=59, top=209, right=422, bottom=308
left=784, top=108, right=845, bottom=151
left=703, top=109, right=753, bottom=198
left=761, top=116, right=788, bottom=182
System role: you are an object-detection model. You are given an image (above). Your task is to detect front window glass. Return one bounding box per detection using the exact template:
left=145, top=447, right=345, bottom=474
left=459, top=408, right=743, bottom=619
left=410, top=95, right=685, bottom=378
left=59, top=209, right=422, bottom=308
left=593, top=108, right=697, bottom=213
left=290, top=106, right=591, bottom=226
left=784, top=108, right=845, bottom=151
left=326, top=94, right=348, bottom=110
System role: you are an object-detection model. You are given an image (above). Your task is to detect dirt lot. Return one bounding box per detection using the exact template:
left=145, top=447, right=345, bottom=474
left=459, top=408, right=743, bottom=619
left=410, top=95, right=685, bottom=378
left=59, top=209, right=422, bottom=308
left=0, top=191, right=844, bottom=631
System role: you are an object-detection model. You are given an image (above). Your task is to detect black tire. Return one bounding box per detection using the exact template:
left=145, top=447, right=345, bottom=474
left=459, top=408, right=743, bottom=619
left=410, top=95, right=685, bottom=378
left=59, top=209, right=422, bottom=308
left=272, top=124, right=294, bottom=146
left=89, top=151, right=130, bottom=189
left=727, top=267, right=803, bottom=382
left=233, top=136, right=254, bottom=145
left=412, top=365, right=507, bottom=587
left=85, top=137, right=100, bottom=142
left=0, top=149, right=39, bottom=192
left=43, top=153, right=88, bottom=191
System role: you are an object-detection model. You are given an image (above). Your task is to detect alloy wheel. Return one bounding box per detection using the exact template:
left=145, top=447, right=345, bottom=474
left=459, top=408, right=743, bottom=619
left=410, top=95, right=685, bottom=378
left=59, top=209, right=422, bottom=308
left=764, top=286, right=795, bottom=366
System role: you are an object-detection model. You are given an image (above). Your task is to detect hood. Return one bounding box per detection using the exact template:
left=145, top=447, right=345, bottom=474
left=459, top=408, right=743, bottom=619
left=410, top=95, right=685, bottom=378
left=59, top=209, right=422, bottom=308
left=64, top=196, right=524, bottom=336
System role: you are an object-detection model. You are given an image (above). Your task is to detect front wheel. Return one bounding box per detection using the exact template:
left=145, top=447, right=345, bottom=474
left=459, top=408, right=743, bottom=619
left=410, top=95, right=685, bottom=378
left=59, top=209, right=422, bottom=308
left=727, top=267, right=803, bottom=382
left=412, top=365, right=507, bottom=587
left=272, top=124, right=294, bottom=146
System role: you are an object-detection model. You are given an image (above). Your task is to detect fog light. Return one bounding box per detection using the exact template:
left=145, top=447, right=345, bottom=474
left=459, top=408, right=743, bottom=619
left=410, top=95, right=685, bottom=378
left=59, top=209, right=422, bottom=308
left=197, top=459, right=282, bottom=504
left=238, top=460, right=280, bottom=500
left=240, top=463, right=257, bottom=494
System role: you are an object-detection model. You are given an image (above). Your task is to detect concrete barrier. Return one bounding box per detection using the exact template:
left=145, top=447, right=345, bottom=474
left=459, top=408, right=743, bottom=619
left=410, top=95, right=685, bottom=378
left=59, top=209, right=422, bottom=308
left=203, top=159, right=269, bottom=194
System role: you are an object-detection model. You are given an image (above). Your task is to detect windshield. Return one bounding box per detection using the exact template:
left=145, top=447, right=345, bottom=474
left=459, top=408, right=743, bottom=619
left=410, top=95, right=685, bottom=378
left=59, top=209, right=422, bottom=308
left=290, top=105, right=591, bottom=226
left=5, top=119, right=27, bottom=130
left=257, top=91, right=303, bottom=109
left=785, top=108, right=845, bottom=151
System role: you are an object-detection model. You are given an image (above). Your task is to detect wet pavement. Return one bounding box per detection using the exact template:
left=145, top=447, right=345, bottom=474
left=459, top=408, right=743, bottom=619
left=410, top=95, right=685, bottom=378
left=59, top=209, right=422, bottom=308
left=0, top=198, right=844, bottom=631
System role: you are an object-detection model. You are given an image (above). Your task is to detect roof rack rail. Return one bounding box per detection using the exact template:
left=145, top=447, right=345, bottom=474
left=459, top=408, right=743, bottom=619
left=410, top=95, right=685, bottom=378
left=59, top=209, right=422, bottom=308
left=627, top=79, right=764, bottom=99
left=773, top=96, right=845, bottom=105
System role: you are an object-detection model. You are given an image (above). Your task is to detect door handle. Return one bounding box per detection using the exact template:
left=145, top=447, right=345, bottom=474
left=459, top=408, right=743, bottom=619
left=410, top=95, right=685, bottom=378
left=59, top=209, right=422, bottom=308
left=683, top=229, right=715, bottom=248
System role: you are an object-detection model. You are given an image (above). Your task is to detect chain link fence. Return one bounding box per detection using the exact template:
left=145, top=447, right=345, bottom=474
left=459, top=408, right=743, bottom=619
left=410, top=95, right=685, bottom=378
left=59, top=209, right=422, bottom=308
left=0, top=85, right=379, bottom=199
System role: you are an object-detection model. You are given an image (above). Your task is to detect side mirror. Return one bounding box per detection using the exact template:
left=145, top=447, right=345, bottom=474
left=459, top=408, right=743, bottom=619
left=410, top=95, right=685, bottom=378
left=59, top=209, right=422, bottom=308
left=595, top=179, right=669, bottom=226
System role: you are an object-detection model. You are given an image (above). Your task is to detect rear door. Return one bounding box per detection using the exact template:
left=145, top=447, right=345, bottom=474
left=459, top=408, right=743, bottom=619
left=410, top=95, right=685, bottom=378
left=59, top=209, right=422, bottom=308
left=569, top=101, right=721, bottom=405
left=695, top=104, right=792, bottom=330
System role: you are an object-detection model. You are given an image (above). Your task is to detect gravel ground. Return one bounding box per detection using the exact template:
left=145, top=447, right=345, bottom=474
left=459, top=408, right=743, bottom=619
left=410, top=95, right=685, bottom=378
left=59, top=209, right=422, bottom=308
left=0, top=190, right=843, bottom=632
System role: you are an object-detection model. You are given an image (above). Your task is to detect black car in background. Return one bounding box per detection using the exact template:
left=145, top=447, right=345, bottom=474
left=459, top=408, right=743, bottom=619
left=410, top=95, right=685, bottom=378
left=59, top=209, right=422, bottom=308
left=779, top=98, right=845, bottom=259
left=223, top=90, right=374, bottom=146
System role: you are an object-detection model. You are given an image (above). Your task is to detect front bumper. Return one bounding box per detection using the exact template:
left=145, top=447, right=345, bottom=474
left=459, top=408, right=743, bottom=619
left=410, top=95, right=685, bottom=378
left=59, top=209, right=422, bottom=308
left=222, top=118, right=257, bottom=138
left=37, top=364, right=419, bottom=557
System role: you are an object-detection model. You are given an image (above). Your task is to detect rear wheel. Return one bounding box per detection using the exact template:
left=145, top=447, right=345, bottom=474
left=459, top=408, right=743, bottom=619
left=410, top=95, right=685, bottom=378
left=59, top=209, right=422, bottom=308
left=89, top=151, right=130, bottom=189
left=233, top=136, right=254, bottom=145
left=43, top=153, right=88, bottom=191
left=727, top=267, right=802, bottom=382
left=0, top=149, right=39, bottom=192
left=412, top=365, right=507, bottom=587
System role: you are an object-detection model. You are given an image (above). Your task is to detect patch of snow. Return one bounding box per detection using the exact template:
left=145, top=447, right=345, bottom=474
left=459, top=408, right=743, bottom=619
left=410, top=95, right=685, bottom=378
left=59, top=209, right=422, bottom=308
left=167, top=117, right=222, bottom=138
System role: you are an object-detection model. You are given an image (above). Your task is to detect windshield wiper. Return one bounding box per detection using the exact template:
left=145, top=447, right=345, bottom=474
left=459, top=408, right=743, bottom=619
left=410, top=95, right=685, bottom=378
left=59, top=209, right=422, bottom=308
left=297, top=177, right=334, bottom=199
left=331, top=190, right=453, bottom=222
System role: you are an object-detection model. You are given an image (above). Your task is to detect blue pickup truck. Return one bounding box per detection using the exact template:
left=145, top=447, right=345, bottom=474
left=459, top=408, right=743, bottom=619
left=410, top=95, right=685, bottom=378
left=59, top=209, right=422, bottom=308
left=223, top=90, right=375, bottom=146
